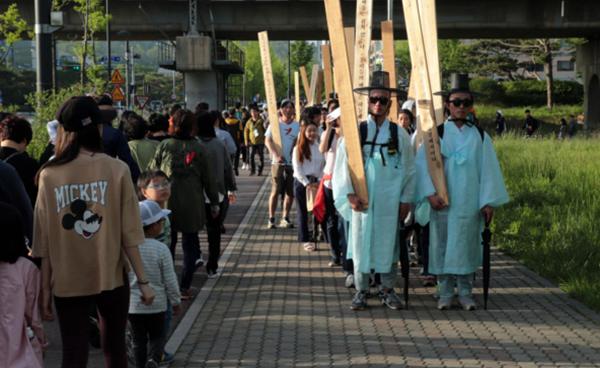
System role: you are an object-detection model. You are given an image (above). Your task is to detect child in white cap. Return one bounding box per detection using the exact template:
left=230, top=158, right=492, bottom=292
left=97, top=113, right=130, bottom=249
left=128, top=200, right=182, bottom=368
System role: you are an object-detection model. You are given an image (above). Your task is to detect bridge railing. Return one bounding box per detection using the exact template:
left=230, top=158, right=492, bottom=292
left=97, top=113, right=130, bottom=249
left=215, top=40, right=245, bottom=70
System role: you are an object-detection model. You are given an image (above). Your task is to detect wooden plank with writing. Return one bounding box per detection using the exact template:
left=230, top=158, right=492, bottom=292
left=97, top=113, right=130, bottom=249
left=418, top=0, right=444, bottom=124
left=381, top=20, right=398, bottom=122
left=258, top=31, right=282, bottom=156
left=321, top=43, right=334, bottom=100
left=323, top=0, right=369, bottom=206
left=294, top=71, right=301, bottom=120
left=407, top=65, right=417, bottom=100
left=353, top=0, right=373, bottom=122
left=344, top=27, right=355, bottom=79
left=300, top=66, right=310, bottom=101
left=402, top=0, right=448, bottom=204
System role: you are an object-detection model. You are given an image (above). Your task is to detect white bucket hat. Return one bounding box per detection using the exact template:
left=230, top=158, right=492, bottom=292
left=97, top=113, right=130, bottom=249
left=139, top=200, right=171, bottom=227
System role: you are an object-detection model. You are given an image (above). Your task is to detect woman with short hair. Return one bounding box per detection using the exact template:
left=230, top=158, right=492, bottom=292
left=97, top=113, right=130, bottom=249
left=150, top=109, right=220, bottom=298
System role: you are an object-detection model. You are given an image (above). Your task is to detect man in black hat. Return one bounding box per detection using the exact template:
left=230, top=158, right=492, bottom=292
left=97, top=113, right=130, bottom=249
left=332, top=71, right=415, bottom=311
left=415, top=73, right=509, bottom=310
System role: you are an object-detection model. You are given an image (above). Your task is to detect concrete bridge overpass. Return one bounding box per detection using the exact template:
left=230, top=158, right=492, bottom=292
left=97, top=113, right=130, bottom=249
left=6, top=0, right=600, bottom=41
left=4, top=0, right=600, bottom=126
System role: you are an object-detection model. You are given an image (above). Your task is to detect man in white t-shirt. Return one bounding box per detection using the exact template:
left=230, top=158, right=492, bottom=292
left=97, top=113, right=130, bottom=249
left=264, top=99, right=300, bottom=229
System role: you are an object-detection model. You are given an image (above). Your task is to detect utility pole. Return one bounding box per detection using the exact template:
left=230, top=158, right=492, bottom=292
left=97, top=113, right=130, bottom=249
left=387, top=0, right=393, bottom=21
left=106, top=0, right=111, bottom=78
left=35, top=0, right=53, bottom=94
left=288, top=40, right=291, bottom=99
left=125, top=39, right=130, bottom=109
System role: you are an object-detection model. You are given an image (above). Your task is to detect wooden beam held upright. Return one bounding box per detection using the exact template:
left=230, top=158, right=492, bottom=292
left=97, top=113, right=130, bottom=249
left=418, top=0, right=444, bottom=124
left=294, top=71, right=301, bottom=119
left=308, top=64, right=320, bottom=105
left=323, top=0, right=369, bottom=206
left=258, top=31, right=282, bottom=156
left=344, top=27, right=355, bottom=79
left=299, top=66, right=311, bottom=101
left=381, top=20, right=398, bottom=122
left=353, top=0, right=373, bottom=122
left=321, top=43, right=334, bottom=99
left=402, top=0, right=448, bottom=204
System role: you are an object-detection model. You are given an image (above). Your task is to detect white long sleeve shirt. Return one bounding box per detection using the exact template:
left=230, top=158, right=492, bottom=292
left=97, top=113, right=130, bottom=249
left=292, top=142, right=324, bottom=186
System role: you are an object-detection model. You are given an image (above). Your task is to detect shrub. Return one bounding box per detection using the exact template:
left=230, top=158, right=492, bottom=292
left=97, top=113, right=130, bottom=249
left=470, top=78, right=505, bottom=104
left=502, top=79, right=583, bottom=106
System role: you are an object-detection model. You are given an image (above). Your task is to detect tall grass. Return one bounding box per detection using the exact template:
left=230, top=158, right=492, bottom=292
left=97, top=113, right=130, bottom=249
left=494, top=135, right=600, bottom=311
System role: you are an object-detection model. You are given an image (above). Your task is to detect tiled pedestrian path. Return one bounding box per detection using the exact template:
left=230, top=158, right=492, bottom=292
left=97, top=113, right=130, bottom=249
left=170, top=180, right=600, bottom=368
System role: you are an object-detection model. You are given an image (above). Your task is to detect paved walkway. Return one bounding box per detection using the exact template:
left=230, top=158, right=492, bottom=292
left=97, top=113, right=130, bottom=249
left=169, top=179, right=600, bottom=368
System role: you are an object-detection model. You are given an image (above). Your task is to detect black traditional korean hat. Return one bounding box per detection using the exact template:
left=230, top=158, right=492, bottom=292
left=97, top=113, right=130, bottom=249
left=353, top=70, right=407, bottom=98
left=434, top=73, right=475, bottom=99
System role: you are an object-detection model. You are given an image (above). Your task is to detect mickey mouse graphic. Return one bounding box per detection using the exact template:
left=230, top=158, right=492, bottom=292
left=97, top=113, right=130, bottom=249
left=62, top=199, right=103, bottom=239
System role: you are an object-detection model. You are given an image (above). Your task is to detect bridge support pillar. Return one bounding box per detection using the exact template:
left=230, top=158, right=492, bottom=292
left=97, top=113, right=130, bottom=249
left=184, top=71, right=225, bottom=112
left=577, top=38, right=600, bottom=129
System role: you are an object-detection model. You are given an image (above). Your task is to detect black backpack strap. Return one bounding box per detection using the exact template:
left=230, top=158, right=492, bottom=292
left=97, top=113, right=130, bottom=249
left=359, top=121, right=368, bottom=147
left=475, top=126, right=485, bottom=141
left=389, top=121, right=399, bottom=152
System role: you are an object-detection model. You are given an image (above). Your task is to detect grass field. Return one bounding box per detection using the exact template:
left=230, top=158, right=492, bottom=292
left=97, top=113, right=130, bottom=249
left=493, top=135, right=600, bottom=311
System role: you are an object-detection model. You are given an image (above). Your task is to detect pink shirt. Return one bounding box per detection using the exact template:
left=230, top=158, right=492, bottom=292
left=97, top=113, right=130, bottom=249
left=0, top=257, right=44, bottom=368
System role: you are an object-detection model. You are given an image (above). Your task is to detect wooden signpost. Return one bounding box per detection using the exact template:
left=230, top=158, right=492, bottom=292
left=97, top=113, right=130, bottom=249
left=381, top=20, right=398, bottom=122
left=344, top=27, right=355, bottom=79
left=323, top=0, right=369, bottom=206
left=294, top=71, right=301, bottom=119
left=418, top=0, right=444, bottom=124
left=258, top=31, right=282, bottom=156
left=308, top=64, right=320, bottom=106
left=299, top=66, right=310, bottom=102
left=321, top=43, right=334, bottom=100
left=353, top=0, right=373, bottom=122
left=402, top=0, right=448, bottom=204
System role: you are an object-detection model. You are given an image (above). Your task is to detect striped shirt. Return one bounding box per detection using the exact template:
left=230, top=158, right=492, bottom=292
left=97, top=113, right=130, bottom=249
left=128, top=238, right=181, bottom=314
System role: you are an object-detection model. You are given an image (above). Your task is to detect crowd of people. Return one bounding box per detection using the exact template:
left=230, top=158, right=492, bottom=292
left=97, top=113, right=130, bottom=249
left=0, top=70, right=511, bottom=367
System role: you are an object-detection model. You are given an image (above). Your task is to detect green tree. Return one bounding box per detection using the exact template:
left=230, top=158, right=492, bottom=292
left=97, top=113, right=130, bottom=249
left=55, top=0, right=109, bottom=87
left=242, top=41, right=286, bottom=103
left=394, top=40, right=411, bottom=86
left=290, top=41, right=315, bottom=74
left=0, top=4, right=33, bottom=65
left=438, top=39, right=471, bottom=77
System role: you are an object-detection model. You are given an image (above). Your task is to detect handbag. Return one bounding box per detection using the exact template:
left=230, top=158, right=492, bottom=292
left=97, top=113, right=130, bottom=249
left=313, top=174, right=331, bottom=223
left=305, top=182, right=319, bottom=212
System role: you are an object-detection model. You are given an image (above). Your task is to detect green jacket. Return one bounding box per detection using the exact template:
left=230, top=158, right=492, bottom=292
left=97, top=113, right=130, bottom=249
left=150, top=137, right=219, bottom=233
left=244, top=118, right=266, bottom=145
left=128, top=138, right=159, bottom=172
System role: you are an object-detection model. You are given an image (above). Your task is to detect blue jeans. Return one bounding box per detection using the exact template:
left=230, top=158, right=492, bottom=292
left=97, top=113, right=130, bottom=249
left=355, top=263, right=398, bottom=292
left=438, top=274, right=474, bottom=299
left=180, top=232, right=201, bottom=290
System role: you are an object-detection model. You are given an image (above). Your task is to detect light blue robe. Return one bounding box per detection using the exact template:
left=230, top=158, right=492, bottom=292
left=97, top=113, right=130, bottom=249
left=332, top=117, right=415, bottom=274
left=415, top=121, right=509, bottom=275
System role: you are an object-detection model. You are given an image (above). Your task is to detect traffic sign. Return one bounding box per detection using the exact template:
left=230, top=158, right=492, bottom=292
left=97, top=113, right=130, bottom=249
left=135, top=95, right=149, bottom=109
left=111, top=86, right=125, bottom=102
left=110, top=69, right=125, bottom=85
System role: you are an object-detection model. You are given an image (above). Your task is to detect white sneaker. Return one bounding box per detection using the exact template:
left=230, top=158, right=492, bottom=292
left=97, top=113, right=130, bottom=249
left=437, top=297, right=453, bottom=310
left=280, top=217, right=294, bottom=228
left=458, top=295, right=477, bottom=311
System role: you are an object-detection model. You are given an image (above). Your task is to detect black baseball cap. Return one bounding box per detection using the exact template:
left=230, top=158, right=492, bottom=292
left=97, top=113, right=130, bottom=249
left=56, top=96, right=103, bottom=132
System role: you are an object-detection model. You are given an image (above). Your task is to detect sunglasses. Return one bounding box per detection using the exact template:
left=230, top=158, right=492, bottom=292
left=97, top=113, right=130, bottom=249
left=448, top=98, right=473, bottom=108
left=369, top=96, right=390, bottom=105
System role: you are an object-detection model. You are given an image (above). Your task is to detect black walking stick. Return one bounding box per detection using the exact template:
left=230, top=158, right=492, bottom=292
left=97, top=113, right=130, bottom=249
left=482, top=221, right=492, bottom=310
left=398, top=225, right=410, bottom=308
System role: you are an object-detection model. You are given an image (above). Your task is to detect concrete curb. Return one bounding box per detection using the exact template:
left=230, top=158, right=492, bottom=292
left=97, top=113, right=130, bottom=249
left=164, top=177, right=269, bottom=354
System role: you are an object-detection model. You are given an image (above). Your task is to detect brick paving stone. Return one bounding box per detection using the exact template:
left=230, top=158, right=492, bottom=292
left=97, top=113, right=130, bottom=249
left=168, top=179, right=600, bottom=368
